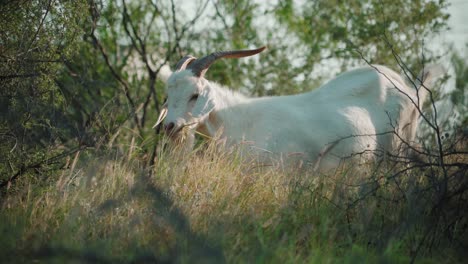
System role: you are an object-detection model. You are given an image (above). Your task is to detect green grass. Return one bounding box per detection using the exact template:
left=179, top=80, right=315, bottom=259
left=1, top=140, right=466, bottom=263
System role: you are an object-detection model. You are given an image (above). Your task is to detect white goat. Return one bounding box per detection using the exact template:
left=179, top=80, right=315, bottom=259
left=154, top=47, right=441, bottom=171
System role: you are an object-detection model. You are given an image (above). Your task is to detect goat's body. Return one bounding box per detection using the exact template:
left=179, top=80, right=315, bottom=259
left=161, top=46, right=441, bottom=171
left=197, top=65, right=428, bottom=170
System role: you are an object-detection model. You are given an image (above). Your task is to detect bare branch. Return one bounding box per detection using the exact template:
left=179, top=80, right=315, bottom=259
left=88, top=0, right=142, bottom=134
left=27, top=0, right=54, bottom=53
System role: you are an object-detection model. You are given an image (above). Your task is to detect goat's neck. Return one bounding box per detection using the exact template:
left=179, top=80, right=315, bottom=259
left=197, top=81, right=250, bottom=138
left=209, top=82, right=249, bottom=109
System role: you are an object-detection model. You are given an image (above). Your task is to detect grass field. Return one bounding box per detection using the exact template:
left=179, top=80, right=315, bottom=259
left=1, top=138, right=466, bottom=263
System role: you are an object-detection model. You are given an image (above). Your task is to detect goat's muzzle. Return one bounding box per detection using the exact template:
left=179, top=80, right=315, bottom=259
left=164, top=122, right=188, bottom=140
left=164, top=122, right=176, bottom=134
left=164, top=121, right=198, bottom=142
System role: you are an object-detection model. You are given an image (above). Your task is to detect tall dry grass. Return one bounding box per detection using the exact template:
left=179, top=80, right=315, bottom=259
left=1, top=137, right=466, bottom=263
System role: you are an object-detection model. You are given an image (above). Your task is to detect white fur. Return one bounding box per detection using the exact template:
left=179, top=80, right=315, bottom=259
left=161, top=64, right=440, bottom=171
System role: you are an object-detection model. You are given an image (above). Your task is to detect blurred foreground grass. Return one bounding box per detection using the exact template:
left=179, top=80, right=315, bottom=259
left=1, top=140, right=466, bottom=263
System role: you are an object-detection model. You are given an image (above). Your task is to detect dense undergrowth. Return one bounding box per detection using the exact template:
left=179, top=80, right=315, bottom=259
left=1, top=137, right=466, bottom=263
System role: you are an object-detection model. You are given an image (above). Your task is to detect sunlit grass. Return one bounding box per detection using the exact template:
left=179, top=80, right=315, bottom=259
left=1, top=139, right=466, bottom=263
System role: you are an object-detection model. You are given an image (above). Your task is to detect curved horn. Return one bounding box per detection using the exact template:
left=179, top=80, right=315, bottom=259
left=175, top=55, right=197, bottom=71
left=188, top=46, right=266, bottom=77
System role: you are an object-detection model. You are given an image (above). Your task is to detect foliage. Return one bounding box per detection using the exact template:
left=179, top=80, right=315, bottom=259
left=0, top=0, right=87, bottom=186
left=274, top=0, right=449, bottom=65
left=267, top=0, right=450, bottom=94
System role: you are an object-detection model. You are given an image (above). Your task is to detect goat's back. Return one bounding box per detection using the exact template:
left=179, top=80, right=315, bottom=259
left=214, top=65, right=429, bottom=171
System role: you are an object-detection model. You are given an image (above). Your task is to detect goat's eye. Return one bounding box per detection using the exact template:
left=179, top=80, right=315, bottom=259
left=189, top=94, right=199, bottom=101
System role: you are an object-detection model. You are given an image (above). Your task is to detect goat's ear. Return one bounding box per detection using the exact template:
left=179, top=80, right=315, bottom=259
left=158, top=64, right=173, bottom=84
left=191, top=88, right=215, bottom=121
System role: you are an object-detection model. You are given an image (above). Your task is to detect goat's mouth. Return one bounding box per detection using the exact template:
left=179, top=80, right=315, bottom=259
left=166, top=122, right=198, bottom=140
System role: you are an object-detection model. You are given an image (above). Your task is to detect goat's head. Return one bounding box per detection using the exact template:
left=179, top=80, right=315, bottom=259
left=154, top=46, right=266, bottom=142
